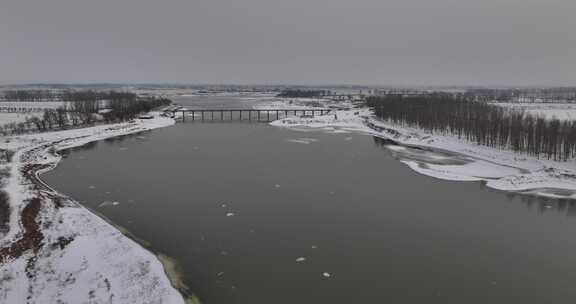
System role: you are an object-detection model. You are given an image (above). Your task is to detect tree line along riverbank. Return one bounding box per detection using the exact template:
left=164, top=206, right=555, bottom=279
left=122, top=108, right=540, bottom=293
left=366, top=94, right=576, bottom=161
left=0, top=91, right=171, bottom=135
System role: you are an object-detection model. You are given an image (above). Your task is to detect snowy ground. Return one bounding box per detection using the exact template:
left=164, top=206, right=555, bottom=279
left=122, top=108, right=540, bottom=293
left=0, top=113, right=193, bottom=303
left=0, top=101, right=66, bottom=109
left=493, top=102, right=576, bottom=120
left=253, top=97, right=355, bottom=111
left=269, top=100, right=576, bottom=200
left=0, top=113, right=42, bottom=126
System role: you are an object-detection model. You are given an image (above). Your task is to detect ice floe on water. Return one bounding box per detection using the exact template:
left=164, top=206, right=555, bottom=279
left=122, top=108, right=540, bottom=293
left=331, top=129, right=350, bottom=134
left=286, top=137, right=318, bottom=144
left=0, top=112, right=188, bottom=303
left=269, top=105, right=576, bottom=200
left=518, top=188, right=576, bottom=200
left=98, top=200, right=120, bottom=208
left=384, top=144, right=523, bottom=181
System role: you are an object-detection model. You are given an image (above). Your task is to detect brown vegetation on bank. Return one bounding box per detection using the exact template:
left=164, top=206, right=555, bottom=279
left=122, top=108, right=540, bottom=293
left=0, top=191, right=9, bottom=237
left=0, top=197, right=43, bottom=264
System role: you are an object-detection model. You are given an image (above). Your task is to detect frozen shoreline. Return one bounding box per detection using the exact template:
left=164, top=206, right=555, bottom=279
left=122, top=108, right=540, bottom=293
left=269, top=104, right=576, bottom=200
left=0, top=113, right=191, bottom=303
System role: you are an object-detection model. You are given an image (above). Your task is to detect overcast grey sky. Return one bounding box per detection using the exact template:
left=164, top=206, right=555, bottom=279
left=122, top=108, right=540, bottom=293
left=1, top=0, right=575, bottom=86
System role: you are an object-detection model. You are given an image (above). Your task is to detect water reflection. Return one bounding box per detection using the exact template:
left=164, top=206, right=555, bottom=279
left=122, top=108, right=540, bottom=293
left=372, top=136, right=576, bottom=216
left=43, top=122, right=576, bottom=304
left=60, top=141, right=99, bottom=158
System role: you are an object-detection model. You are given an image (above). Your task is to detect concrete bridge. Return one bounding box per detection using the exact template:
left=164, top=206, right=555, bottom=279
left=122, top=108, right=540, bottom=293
left=170, top=108, right=332, bottom=122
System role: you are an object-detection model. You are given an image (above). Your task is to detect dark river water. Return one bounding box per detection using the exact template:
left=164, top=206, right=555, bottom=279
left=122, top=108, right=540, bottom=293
left=42, top=97, right=576, bottom=304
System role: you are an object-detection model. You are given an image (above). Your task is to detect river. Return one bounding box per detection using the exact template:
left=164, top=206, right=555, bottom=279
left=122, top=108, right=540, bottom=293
left=42, top=96, right=576, bottom=303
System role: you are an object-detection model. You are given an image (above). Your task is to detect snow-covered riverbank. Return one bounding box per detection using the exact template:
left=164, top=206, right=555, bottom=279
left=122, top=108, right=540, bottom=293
left=0, top=113, right=192, bottom=303
left=270, top=106, right=576, bottom=200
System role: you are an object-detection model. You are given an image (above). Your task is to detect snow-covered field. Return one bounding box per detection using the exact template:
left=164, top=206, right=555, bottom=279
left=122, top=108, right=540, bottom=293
left=0, top=113, right=192, bottom=303
left=269, top=100, right=576, bottom=200
left=0, top=113, right=41, bottom=126
left=3, top=96, right=576, bottom=303
left=494, top=102, right=576, bottom=120
left=254, top=97, right=355, bottom=111
left=0, top=101, right=66, bottom=109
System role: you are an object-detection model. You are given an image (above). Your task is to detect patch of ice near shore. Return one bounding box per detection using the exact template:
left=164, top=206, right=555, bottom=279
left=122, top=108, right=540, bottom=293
left=269, top=107, right=576, bottom=199
left=2, top=204, right=186, bottom=304
left=0, top=112, right=187, bottom=303
left=286, top=138, right=318, bottom=144
left=99, top=200, right=120, bottom=207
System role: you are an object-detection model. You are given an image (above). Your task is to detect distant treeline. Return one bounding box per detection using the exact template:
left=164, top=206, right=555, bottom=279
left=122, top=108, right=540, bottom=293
left=0, top=89, right=138, bottom=102
left=277, top=90, right=331, bottom=98
left=0, top=91, right=171, bottom=135
left=366, top=94, right=576, bottom=161
left=464, top=88, right=576, bottom=102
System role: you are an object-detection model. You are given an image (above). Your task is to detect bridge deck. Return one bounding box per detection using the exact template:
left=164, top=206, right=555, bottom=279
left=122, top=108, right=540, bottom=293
left=170, top=108, right=332, bottom=122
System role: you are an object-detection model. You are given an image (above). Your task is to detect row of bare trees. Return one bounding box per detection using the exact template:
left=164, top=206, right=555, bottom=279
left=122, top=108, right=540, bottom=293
left=1, top=89, right=140, bottom=103
left=464, top=88, right=576, bottom=102
left=277, top=90, right=331, bottom=98
left=2, top=90, right=58, bottom=101
left=366, top=94, right=576, bottom=161
left=0, top=91, right=171, bottom=135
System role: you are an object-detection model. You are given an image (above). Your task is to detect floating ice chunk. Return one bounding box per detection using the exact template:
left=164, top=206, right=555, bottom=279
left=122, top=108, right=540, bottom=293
left=322, top=272, right=331, bottom=278
left=286, top=138, right=318, bottom=144
left=311, top=245, right=317, bottom=249
left=88, top=185, right=96, bottom=189
left=296, top=257, right=306, bottom=262
left=226, top=212, right=235, bottom=217
left=274, top=184, right=281, bottom=188
left=98, top=201, right=120, bottom=208
left=221, top=203, right=227, bottom=208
